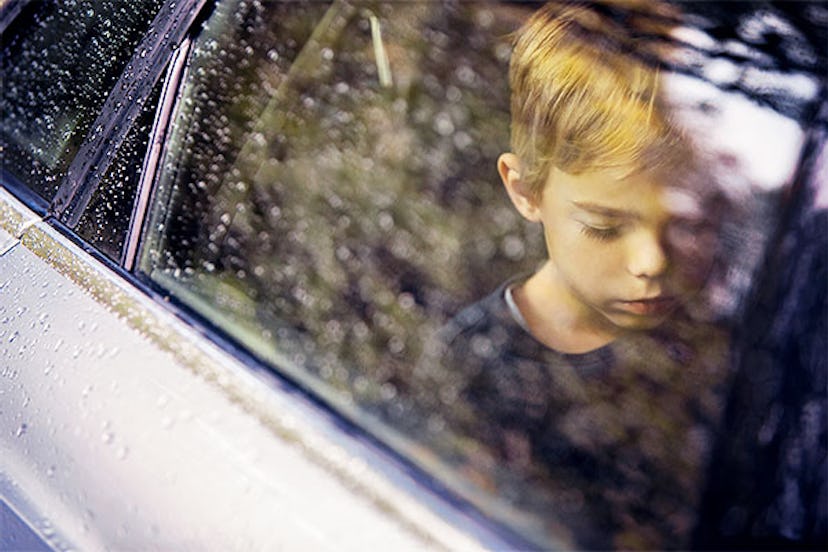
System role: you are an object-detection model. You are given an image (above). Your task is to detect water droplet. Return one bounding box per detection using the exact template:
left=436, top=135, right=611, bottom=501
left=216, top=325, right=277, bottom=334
left=15, top=423, right=27, bottom=437
left=102, top=431, right=114, bottom=445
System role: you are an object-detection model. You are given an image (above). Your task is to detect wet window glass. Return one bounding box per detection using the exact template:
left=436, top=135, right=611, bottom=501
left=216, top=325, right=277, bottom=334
left=138, top=1, right=825, bottom=548
left=0, top=0, right=164, bottom=200
left=75, top=80, right=163, bottom=262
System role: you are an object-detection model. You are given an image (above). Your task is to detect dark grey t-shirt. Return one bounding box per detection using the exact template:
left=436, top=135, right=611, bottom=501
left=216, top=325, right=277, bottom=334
left=435, top=280, right=731, bottom=549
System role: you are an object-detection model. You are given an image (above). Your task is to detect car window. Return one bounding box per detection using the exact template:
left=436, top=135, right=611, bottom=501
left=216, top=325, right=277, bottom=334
left=0, top=0, right=164, bottom=201
left=136, top=0, right=824, bottom=548
left=139, top=0, right=533, bottom=388
left=75, top=80, right=163, bottom=262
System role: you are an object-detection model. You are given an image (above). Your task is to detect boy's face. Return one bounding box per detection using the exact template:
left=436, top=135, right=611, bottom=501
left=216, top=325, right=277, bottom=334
left=519, top=162, right=716, bottom=332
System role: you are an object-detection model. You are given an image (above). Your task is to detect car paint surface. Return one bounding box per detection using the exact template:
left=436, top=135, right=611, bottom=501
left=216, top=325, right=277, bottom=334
left=0, top=187, right=489, bottom=551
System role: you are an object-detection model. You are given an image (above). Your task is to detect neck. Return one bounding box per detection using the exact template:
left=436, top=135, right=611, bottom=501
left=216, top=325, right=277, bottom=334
left=513, top=262, right=621, bottom=354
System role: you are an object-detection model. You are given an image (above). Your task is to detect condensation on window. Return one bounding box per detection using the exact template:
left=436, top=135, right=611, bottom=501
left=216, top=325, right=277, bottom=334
left=0, top=0, right=163, bottom=200
left=136, top=0, right=825, bottom=548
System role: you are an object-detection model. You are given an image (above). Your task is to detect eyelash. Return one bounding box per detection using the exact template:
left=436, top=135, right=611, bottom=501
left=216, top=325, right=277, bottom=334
left=579, top=224, right=622, bottom=242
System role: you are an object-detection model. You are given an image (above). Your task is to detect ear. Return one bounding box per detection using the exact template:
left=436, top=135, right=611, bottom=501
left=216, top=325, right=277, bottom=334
left=497, top=153, right=542, bottom=222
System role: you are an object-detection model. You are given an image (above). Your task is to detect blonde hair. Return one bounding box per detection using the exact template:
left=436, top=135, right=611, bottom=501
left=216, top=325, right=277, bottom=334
left=509, top=1, right=686, bottom=196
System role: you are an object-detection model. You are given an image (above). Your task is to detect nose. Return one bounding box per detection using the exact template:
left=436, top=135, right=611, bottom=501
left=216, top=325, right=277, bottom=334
left=627, top=230, right=668, bottom=279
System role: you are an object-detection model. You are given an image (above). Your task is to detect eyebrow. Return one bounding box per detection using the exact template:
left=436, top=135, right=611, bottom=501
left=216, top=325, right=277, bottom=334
left=571, top=201, right=640, bottom=220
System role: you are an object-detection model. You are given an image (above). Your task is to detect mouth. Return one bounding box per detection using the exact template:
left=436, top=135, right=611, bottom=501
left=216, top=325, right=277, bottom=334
left=617, top=296, right=678, bottom=316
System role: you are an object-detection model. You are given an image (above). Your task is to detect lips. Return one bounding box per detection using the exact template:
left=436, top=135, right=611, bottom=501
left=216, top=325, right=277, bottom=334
left=618, top=296, right=678, bottom=316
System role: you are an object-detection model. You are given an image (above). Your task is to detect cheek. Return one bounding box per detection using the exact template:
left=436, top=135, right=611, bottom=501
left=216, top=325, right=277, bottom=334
left=546, top=225, right=624, bottom=282
left=543, top=223, right=574, bottom=258
left=568, top=239, right=622, bottom=280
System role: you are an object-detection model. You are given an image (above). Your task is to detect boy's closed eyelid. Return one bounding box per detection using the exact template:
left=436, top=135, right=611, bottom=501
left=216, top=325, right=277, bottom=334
left=578, top=220, right=623, bottom=230
left=579, top=223, right=623, bottom=241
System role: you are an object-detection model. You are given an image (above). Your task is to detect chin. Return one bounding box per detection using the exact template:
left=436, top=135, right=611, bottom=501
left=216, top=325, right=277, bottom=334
left=609, top=312, right=673, bottom=331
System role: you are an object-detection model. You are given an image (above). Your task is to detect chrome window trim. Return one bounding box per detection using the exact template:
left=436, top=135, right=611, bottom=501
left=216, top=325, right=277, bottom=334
left=123, top=36, right=194, bottom=270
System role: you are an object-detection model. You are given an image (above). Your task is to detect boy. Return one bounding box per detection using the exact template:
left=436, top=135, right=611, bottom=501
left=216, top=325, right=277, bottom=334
left=433, top=2, right=730, bottom=549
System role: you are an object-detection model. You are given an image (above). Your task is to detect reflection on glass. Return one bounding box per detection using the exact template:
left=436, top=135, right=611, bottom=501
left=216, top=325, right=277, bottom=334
left=427, top=3, right=732, bottom=548
left=138, top=1, right=823, bottom=548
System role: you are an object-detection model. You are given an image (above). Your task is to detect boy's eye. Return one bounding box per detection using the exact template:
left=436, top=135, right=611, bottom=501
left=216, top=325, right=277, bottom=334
left=579, top=224, right=622, bottom=242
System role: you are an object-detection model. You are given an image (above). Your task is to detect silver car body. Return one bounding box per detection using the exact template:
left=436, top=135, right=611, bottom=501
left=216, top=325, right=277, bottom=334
left=0, top=187, right=492, bottom=550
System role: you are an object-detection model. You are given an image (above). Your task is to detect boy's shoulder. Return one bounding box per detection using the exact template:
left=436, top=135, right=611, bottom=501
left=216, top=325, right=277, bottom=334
left=434, top=276, right=557, bottom=374
left=438, top=280, right=519, bottom=347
